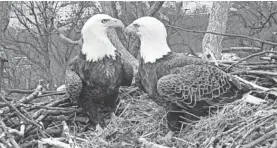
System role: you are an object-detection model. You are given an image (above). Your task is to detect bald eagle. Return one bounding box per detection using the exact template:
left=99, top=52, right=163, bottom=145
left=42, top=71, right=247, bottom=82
left=125, top=17, right=251, bottom=131
left=65, top=14, right=133, bottom=127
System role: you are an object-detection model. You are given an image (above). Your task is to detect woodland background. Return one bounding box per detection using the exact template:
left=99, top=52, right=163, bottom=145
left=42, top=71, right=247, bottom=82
left=0, top=1, right=277, bottom=91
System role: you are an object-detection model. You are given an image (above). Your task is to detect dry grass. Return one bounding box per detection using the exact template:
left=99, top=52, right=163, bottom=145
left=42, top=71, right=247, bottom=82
left=62, top=87, right=277, bottom=148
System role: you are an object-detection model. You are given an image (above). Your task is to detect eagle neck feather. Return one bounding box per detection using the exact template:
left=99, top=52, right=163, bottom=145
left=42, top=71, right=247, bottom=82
left=140, top=37, right=171, bottom=63
left=82, top=31, right=116, bottom=62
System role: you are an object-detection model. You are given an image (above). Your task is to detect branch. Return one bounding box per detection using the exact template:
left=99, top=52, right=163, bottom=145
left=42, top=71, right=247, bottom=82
left=138, top=137, right=170, bottom=148
left=0, top=120, right=20, bottom=148
left=231, top=70, right=277, bottom=76
left=0, top=94, right=43, bottom=132
left=53, top=23, right=82, bottom=46
left=244, top=129, right=277, bottom=148
left=7, top=88, right=66, bottom=95
left=233, top=76, right=269, bottom=91
left=222, top=47, right=262, bottom=53
left=145, top=1, right=164, bottom=16
left=38, top=138, right=72, bottom=148
left=18, top=85, right=43, bottom=103
left=166, top=24, right=277, bottom=46
left=226, top=51, right=277, bottom=71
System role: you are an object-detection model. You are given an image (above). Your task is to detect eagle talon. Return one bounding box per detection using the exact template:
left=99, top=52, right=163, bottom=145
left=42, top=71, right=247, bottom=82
left=95, top=124, right=104, bottom=135
left=103, top=112, right=117, bottom=125
left=158, top=131, right=174, bottom=143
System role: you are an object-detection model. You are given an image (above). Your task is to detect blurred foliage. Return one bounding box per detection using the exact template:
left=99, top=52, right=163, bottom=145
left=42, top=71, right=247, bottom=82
left=1, top=1, right=277, bottom=90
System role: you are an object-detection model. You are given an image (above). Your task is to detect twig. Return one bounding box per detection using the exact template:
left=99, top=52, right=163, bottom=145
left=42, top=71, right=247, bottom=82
left=6, top=121, right=25, bottom=137
left=53, top=23, right=81, bottom=46
left=238, top=116, right=274, bottom=147
left=243, top=129, right=277, bottom=148
left=6, top=89, right=35, bottom=95
left=119, top=103, right=130, bottom=118
left=120, top=87, right=139, bottom=98
left=248, top=64, right=277, bottom=70
left=230, top=70, right=277, bottom=76
left=222, top=47, right=262, bottom=53
left=18, top=103, right=77, bottom=111
left=7, top=89, right=66, bottom=95
left=270, top=140, right=277, bottom=148
left=0, top=94, right=43, bottom=130
left=62, top=121, right=76, bottom=148
left=226, top=51, right=277, bottom=71
left=36, top=91, right=66, bottom=98
left=18, top=85, right=43, bottom=103
left=172, top=137, right=196, bottom=147
left=0, top=86, right=43, bottom=114
left=0, top=120, right=20, bottom=148
left=38, top=138, right=71, bottom=148
left=138, top=137, right=170, bottom=148
left=233, top=76, right=269, bottom=91
left=166, top=24, right=277, bottom=46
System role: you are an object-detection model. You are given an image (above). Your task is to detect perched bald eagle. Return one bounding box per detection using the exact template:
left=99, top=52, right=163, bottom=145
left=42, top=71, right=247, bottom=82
left=65, top=14, right=133, bottom=127
left=125, top=17, right=251, bottom=131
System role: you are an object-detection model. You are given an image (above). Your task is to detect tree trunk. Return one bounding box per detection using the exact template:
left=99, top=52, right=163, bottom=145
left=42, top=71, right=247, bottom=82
left=0, top=1, right=10, bottom=34
left=202, top=1, right=230, bottom=60
left=0, top=1, right=10, bottom=91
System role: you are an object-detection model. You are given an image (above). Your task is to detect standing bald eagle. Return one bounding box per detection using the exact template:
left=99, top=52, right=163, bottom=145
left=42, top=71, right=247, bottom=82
left=65, top=14, right=133, bottom=127
left=125, top=17, right=251, bottom=131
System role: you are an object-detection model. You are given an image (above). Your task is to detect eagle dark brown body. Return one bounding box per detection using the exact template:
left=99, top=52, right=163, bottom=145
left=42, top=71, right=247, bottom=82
left=136, top=52, right=250, bottom=131
left=65, top=52, right=133, bottom=127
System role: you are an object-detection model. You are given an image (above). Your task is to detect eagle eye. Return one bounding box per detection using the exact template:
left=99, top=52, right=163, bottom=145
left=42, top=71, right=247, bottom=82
left=101, top=19, right=109, bottom=24
left=133, top=24, right=140, bottom=28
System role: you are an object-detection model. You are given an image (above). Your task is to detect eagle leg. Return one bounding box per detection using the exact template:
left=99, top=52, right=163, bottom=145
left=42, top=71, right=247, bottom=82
left=86, top=105, right=99, bottom=127
left=166, top=111, right=184, bottom=131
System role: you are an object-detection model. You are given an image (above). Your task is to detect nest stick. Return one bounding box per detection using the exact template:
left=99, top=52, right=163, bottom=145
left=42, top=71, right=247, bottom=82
left=226, top=51, right=277, bottom=71
left=0, top=94, right=42, bottom=129
left=0, top=120, right=20, bottom=148
left=244, top=129, right=277, bottom=148
left=138, top=137, right=170, bottom=148
left=38, top=138, right=71, bottom=148
left=231, top=70, right=277, bottom=76
left=233, top=76, right=269, bottom=91
left=18, top=85, right=43, bottom=103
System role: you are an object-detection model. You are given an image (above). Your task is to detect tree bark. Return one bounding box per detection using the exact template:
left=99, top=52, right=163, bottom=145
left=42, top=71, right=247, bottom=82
left=0, top=2, right=10, bottom=91
left=0, top=2, right=10, bottom=34
left=202, top=1, right=230, bottom=60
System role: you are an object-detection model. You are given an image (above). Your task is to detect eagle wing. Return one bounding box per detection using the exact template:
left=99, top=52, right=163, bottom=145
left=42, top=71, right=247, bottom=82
left=120, top=58, right=134, bottom=86
left=65, top=56, right=84, bottom=103
left=157, top=64, right=250, bottom=109
left=65, top=69, right=83, bottom=103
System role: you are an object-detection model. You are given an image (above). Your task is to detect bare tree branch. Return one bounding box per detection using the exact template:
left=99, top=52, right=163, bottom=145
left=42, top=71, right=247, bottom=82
left=166, top=24, right=277, bottom=46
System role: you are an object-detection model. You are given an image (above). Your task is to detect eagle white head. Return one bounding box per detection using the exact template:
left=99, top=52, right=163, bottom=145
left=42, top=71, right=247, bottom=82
left=125, top=17, right=171, bottom=63
left=82, top=14, right=124, bottom=62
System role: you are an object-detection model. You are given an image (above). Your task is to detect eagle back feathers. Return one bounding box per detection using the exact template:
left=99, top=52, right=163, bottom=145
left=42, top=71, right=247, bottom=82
left=157, top=65, right=250, bottom=109
left=137, top=52, right=250, bottom=110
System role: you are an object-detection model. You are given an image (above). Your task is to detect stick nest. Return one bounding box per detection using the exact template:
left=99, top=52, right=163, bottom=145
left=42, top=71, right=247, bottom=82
left=1, top=51, right=277, bottom=148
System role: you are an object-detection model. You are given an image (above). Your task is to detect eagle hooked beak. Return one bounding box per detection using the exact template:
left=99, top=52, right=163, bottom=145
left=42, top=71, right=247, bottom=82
left=124, top=24, right=139, bottom=36
left=107, top=18, right=125, bottom=30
